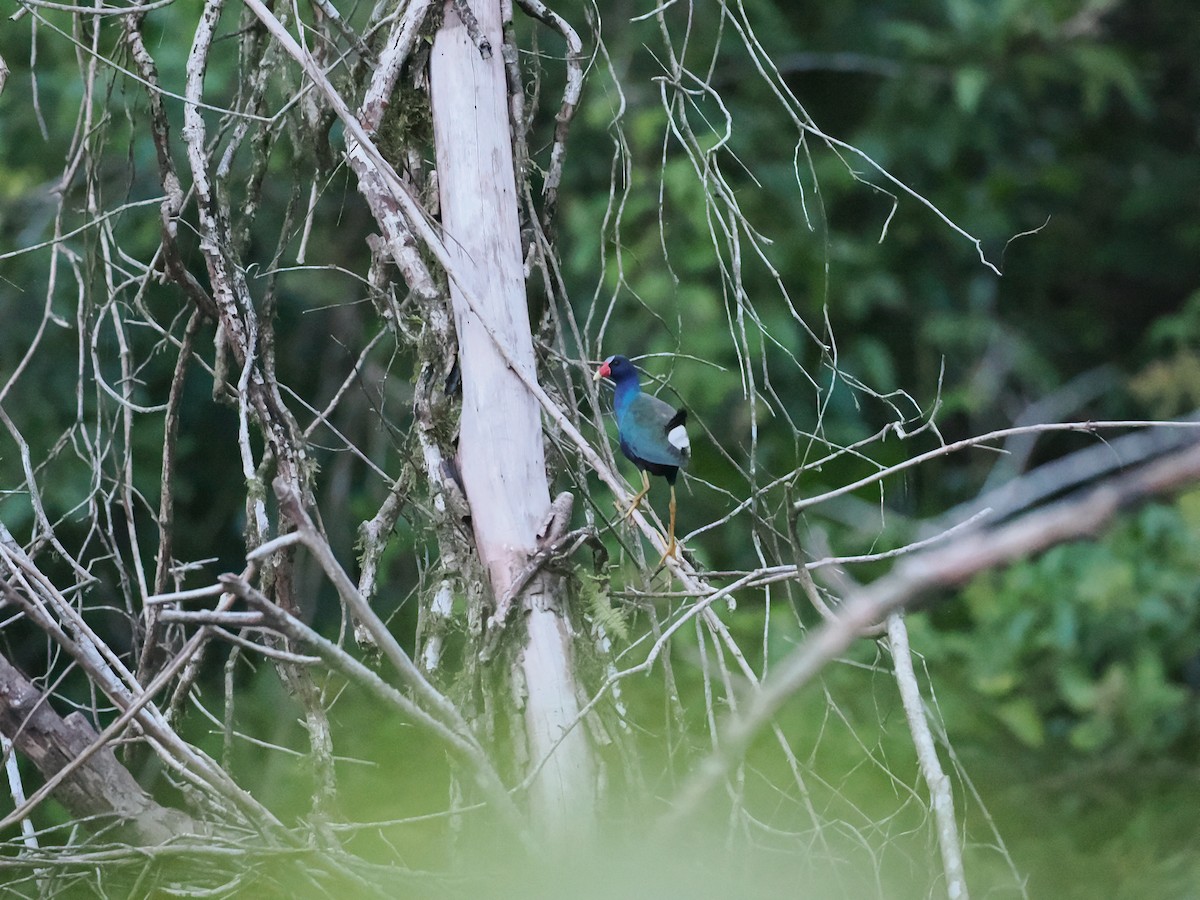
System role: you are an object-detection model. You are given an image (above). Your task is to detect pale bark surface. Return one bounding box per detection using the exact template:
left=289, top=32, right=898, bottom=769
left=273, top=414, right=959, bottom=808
left=430, top=0, right=596, bottom=838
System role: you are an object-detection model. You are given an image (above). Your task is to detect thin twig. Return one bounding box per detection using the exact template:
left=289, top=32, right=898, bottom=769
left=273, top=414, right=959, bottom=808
left=222, top=572, right=532, bottom=844
left=888, top=613, right=969, bottom=900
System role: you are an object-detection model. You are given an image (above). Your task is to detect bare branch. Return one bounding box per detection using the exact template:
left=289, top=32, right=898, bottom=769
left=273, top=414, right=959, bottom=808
left=515, top=0, right=584, bottom=224
left=793, top=420, right=1200, bottom=513
left=0, top=646, right=206, bottom=842
left=668, top=437, right=1200, bottom=823
left=222, top=572, right=532, bottom=843
left=888, top=614, right=968, bottom=900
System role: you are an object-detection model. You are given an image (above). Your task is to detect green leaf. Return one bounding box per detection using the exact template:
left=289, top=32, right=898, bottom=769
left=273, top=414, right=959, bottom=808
left=1056, top=663, right=1097, bottom=712
left=1069, top=44, right=1152, bottom=117
left=1069, top=715, right=1114, bottom=753
left=954, top=67, right=989, bottom=114
left=995, top=697, right=1045, bottom=748
left=582, top=573, right=629, bottom=642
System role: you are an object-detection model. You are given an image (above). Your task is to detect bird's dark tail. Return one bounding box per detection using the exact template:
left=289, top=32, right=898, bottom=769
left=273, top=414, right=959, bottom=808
left=664, top=407, right=690, bottom=466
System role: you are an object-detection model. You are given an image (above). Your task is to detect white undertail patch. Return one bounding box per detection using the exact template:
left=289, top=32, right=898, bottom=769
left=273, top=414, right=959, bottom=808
left=668, top=424, right=690, bottom=452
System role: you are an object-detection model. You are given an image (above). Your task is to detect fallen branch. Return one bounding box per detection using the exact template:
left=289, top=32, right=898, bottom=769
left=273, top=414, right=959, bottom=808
left=0, top=651, right=205, bottom=845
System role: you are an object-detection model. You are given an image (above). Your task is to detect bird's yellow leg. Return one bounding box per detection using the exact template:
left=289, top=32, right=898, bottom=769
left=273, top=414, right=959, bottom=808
left=656, top=484, right=680, bottom=567
left=621, top=470, right=652, bottom=520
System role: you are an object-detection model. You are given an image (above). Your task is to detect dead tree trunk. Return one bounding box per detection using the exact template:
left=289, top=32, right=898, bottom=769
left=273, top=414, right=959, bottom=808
left=429, top=0, right=597, bottom=840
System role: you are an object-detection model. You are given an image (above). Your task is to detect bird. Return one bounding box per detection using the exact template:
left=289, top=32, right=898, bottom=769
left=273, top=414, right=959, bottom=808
left=594, top=355, right=690, bottom=559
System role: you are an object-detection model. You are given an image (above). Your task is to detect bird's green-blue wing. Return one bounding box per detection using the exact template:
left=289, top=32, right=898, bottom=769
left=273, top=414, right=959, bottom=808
left=620, top=393, right=689, bottom=468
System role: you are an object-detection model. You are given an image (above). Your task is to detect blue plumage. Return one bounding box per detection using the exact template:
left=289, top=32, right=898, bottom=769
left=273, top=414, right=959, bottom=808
left=595, top=355, right=690, bottom=559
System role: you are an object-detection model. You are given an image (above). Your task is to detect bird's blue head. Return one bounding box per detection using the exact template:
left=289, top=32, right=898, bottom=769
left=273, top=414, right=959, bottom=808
left=595, top=355, right=639, bottom=385
left=595, top=355, right=642, bottom=416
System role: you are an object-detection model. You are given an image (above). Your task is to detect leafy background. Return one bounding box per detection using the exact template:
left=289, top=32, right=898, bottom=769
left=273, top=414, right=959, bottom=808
left=1, top=0, right=1199, bottom=895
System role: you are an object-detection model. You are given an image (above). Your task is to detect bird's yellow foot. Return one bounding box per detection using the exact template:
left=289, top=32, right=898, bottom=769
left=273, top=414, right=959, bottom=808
left=612, top=497, right=643, bottom=519
left=620, top=474, right=652, bottom=521
left=655, top=537, right=680, bottom=569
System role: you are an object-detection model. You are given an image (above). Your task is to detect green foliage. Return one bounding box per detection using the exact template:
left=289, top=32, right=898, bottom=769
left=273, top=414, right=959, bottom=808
left=3, top=0, right=1200, bottom=894
left=920, top=497, right=1200, bottom=758
left=1130, top=291, right=1200, bottom=416
left=581, top=570, right=629, bottom=642
left=558, top=6, right=1200, bottom=890
left=564, top=0, right=1200, bottom=517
